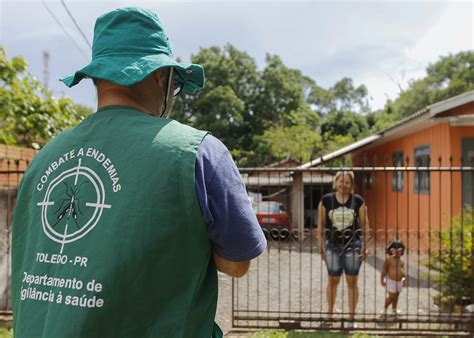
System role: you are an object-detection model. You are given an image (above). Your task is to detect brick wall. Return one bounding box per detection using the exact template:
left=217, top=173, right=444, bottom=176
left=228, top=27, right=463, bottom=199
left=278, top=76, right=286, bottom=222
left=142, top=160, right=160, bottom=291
left=0, top=145, right=37, bottom=187
left=0, top=144, right=36, bottom=311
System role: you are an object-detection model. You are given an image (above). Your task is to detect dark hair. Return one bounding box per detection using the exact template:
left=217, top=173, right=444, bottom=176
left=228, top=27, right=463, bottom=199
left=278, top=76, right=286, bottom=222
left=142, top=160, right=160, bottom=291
left=387, top=238, right=405, bottom=255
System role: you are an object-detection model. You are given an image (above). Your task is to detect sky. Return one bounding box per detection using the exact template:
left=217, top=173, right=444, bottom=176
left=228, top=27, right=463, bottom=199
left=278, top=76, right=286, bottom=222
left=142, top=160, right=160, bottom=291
left=0, top=0, right=472, bottom=111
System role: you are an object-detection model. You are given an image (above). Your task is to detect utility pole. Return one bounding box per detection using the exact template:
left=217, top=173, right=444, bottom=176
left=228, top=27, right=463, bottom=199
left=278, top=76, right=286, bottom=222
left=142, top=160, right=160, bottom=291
left=43, top=50, right=50, bottom=88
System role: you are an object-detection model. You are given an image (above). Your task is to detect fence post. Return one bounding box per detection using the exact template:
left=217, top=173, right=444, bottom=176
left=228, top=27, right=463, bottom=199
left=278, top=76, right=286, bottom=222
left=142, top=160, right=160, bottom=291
left=291, top=171, right=304, bottom=242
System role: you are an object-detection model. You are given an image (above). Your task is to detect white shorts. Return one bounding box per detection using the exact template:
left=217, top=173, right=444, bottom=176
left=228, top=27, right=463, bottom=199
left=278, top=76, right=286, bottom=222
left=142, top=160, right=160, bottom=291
left=386, top=278, right=404, bottom=293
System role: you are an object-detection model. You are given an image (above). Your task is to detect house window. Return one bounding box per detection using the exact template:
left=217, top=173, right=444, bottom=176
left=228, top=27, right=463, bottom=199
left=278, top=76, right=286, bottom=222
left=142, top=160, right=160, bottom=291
left=392, top=151, right=404, bottom=192
left=414, top=146, right=430, bottom=194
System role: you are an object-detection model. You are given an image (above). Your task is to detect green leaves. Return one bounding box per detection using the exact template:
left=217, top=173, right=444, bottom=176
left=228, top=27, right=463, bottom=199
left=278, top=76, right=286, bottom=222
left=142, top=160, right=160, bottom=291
left=175, top=46, right=472, bottom=166
left=0, top=46, right=92, bottom=148
left=308, top=77, right=370, bottom=115
left=382, top=51, right=474, bottom=121
left=259, top=124, right=323, bottom=163
left=426, top=207, right=473, bottom=306
left=171, top=44, right=331, bottom=166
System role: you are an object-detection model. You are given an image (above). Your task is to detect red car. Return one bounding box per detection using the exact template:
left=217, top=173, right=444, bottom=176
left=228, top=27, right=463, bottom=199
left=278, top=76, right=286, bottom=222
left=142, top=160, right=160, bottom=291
left=254, top=201, right=290, bottom=240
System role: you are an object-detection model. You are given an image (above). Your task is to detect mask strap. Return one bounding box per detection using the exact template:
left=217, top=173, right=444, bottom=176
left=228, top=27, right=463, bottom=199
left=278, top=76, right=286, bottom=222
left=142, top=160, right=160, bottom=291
left=160, top=67, right=174, bottom=117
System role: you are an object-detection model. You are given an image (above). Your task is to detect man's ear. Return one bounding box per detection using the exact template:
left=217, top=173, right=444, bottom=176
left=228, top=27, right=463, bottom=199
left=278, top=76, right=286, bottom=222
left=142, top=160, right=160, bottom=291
left=154, top=69, right=166, bottom=87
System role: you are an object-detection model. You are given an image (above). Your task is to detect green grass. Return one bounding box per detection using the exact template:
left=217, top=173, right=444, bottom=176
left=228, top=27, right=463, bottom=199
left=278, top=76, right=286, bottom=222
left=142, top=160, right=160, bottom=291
left=250, top=330, right=287, bottom=338
left=0, top=327, right=13, bottom=338
left=250, top=331, right=377, bottom=338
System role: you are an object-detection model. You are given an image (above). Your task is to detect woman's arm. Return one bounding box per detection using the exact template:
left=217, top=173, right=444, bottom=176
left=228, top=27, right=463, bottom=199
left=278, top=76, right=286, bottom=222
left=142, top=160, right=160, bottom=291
left=364, top=205, right=371, bottom=241
left=358, top=202, right=367, bottom=260
left=381, top=259, right=388, bottom=286
left=317, top=201, right=326, bottom=259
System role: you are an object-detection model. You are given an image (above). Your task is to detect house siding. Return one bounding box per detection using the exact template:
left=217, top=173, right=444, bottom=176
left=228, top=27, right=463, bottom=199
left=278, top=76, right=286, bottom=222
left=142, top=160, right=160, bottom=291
left=352, top=117, right=473, bottom=249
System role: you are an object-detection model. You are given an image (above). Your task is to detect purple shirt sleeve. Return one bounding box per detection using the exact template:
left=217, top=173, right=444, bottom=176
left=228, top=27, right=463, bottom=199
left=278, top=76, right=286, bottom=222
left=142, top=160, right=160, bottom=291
left=195, top=135, right=267, bottom=261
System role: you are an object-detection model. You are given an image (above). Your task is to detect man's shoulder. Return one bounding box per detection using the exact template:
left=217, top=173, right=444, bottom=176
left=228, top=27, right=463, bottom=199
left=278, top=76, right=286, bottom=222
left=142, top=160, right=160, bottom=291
left=163, top=117, right=201, bottom=132
left=164, top=119, right=209, bottom=139
left=199, top=134, right=228, bottom=155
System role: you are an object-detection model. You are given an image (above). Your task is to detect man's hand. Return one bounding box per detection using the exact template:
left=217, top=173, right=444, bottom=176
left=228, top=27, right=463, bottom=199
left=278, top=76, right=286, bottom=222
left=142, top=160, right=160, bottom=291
left=213, top=252, right=250, bottom=278
left=381, top=278, right=386, bottom=287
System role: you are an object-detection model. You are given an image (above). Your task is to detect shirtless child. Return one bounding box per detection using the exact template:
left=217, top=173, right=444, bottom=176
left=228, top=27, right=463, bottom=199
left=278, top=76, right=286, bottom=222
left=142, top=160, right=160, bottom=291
left=381, top=239, right=406, bottom=317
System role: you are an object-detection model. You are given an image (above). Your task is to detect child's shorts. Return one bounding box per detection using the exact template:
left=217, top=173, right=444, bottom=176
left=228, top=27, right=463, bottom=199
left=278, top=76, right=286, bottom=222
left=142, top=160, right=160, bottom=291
left=386, top=277, right=404, bottom=293
left=324, top=240, right=362, bottom=276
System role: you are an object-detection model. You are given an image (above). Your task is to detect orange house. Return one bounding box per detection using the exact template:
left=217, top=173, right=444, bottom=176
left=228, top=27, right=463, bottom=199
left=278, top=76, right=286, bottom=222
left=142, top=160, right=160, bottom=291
left=302, top=91, right=474, bottom=249
left=355, top=92, right=474, bottom=248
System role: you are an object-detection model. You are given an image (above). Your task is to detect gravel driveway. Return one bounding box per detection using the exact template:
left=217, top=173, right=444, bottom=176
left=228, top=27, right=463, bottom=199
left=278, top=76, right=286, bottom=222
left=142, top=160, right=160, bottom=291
left=216, top=237, right=442, bottom=334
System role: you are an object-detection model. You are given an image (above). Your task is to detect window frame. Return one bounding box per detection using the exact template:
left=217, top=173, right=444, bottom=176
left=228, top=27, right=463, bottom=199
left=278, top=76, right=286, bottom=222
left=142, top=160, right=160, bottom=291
left=414, top=145, right=431, bottom=194
left=392, top=150, right=404, bottom=192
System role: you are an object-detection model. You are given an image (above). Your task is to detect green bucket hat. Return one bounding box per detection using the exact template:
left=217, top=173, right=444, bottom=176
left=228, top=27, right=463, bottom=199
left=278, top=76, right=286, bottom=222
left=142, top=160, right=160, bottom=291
left=60, top=7, right=204, bottom=94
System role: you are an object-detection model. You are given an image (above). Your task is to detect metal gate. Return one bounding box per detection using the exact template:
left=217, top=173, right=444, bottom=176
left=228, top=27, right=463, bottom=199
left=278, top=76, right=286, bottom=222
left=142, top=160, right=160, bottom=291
left=234, top=163, right=474, bottom=335
left=2, top=158, right=473, bottom=334
left=0, top=159, right=25, bottom=317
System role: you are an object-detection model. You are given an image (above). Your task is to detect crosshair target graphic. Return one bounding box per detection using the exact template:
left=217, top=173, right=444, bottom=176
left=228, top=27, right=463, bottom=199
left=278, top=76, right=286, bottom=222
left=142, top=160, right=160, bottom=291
left=37, top=159, right=111, bottom=253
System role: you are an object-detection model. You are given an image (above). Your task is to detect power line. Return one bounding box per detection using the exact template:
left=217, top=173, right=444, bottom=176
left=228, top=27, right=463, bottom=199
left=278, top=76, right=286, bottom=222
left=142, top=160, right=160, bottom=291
left=60, top=0, right=92, bottom=49
left=40, top=0, right=89, bottom=60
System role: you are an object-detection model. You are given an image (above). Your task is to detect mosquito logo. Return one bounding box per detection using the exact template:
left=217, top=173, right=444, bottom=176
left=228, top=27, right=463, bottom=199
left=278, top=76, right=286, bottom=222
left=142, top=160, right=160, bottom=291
left=52, top=181, right=89, bottom=228
left=37, top=159, right=112, bottom=253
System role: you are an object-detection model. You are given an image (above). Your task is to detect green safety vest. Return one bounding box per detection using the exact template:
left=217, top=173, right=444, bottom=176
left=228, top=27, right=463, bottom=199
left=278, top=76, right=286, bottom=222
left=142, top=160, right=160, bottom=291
left=12, top=106, right=222, bottom=338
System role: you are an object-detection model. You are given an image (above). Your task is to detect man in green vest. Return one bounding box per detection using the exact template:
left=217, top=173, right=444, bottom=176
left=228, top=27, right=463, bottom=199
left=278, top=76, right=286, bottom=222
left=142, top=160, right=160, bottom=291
left=12, top=7, right=266, bottom=337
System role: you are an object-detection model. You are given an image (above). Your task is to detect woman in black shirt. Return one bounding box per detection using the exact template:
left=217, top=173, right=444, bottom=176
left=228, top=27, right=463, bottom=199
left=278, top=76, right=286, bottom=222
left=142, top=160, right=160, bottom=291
left=317, top=171, right=366, bottom=328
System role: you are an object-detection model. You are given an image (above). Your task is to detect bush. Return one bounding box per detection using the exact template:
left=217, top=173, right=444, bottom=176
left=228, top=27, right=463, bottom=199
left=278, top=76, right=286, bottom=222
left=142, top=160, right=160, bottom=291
left=427, top=207, right=473, bottom=310
left=0, top=327, right=13, bottom=338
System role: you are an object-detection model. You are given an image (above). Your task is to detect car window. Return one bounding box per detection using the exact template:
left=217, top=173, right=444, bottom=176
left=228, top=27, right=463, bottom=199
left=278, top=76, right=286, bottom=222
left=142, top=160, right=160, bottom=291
left=255, top=202, right=282, bottom=214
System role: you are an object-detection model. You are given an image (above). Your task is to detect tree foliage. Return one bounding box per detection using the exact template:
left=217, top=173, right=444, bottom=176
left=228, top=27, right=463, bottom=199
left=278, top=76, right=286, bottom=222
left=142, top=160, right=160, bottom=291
left=3, top=43, right=471, bottom=166
left=256, top=124, right=323, bottom=164
left=171, top=44, right=371, bottom=165
left=0, top=47, right=92, bottom=148
left=376, top=51, right=474, bottom=129
left=309, top=77, right=370, bottom=115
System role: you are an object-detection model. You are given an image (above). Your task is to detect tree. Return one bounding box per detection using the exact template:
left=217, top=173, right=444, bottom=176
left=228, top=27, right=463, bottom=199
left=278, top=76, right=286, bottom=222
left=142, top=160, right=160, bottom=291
left=366, top=108, right=398, bottom=133
left=191, top=85, right=245, bottom=144
left=384, top=51, right=474, bottom=119
left=171, top=44, right=258, bottom=151
left=248, top=54, right=321, bottom=165
left=171, top=45, right=322, bottom=166
left=0, top=47, right=92, bottom=148
left=255, top=124, right=323, bottom=164
left=253, top=54, right=315, bottom=128
left=321, top=110, right=369, bottom=140
left=309, top=77, right=370, bottom=116
left=170, top=44, right=375, bottom=166
left=306, top=78, right=371, bottom=158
